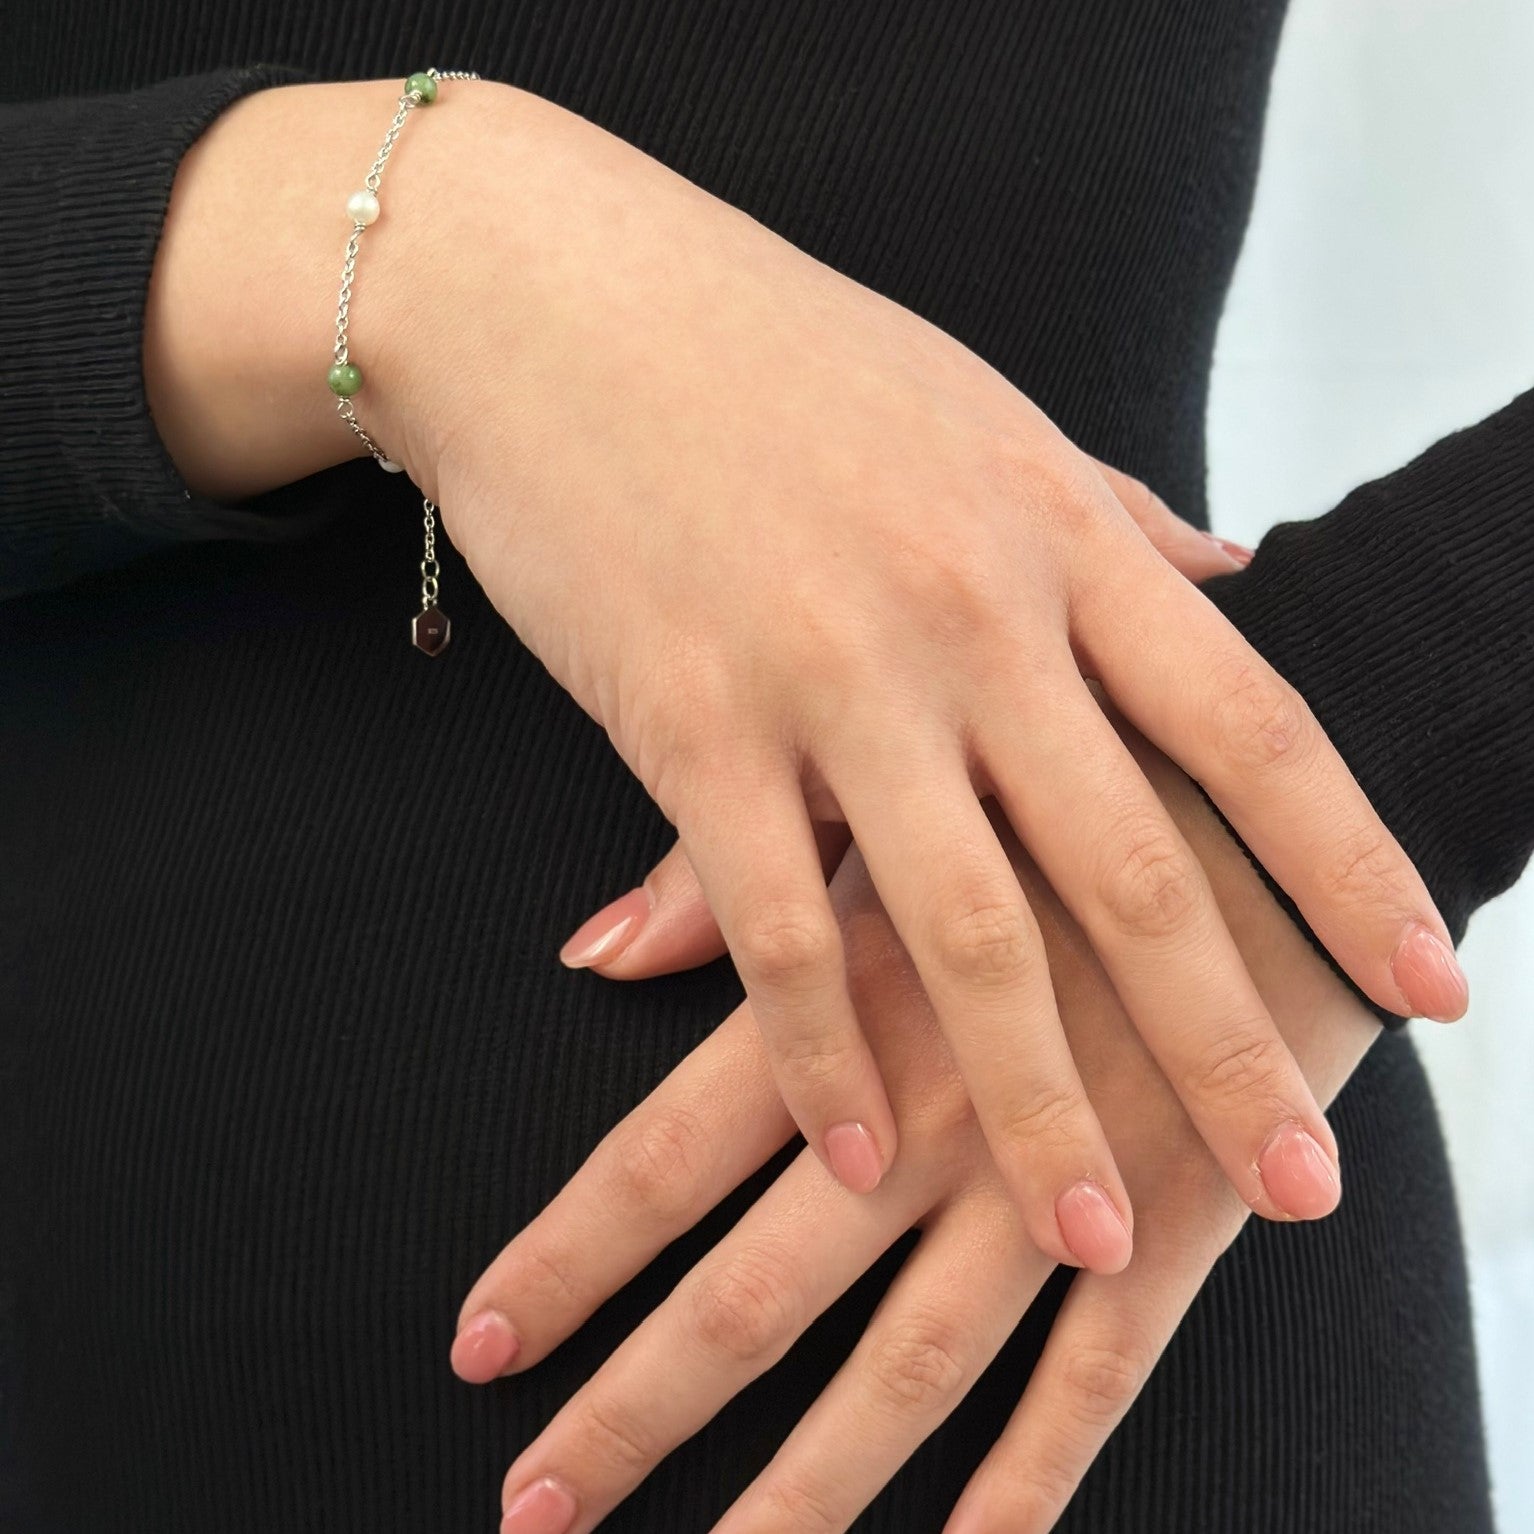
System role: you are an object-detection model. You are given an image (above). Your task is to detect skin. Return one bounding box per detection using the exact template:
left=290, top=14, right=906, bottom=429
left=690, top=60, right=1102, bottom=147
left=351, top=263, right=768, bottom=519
left=145, top=75, right=1467, bottom=1269
left=455, top=731, right=1380, bottom=1534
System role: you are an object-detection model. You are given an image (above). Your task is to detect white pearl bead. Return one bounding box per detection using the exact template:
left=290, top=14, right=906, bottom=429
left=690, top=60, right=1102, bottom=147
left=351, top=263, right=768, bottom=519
left=347, top=190, right=381, bottom=226
left=379, top=458, right=406, bottom=473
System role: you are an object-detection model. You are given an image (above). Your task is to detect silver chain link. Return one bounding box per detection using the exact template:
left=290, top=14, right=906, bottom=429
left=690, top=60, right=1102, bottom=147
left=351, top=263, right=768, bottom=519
left=330, top=67, right=479, bottom=626
left=421, top=499, right=441, bottom=606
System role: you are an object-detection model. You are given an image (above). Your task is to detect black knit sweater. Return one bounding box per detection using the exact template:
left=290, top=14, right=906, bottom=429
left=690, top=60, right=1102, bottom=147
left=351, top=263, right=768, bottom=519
left=0, top=3, right=1527, bottom=1531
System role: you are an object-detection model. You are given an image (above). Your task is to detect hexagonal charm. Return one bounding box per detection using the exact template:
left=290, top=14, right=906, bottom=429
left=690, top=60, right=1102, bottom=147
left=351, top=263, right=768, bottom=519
left=412, top=604, right=451, bottom=656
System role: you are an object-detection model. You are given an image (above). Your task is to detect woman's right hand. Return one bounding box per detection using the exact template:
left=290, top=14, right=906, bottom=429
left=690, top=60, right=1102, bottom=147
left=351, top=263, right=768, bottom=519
left=148, top=77, right=1466, bottom=1272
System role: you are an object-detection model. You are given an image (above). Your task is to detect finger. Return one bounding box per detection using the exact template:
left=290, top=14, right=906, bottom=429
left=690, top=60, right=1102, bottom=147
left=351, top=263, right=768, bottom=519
left=942, top=1187, right=1245, bottom=1534
left=495, top=1146, right=937, bottom=1534
left=1075, top=536, right=1468, bottom=1022
left=713, top=1186, right=1051, bottom=1534
left=831, top=738, right=1134, bottom=1274
left=558, top=841, right=722, bottom=976
left=978, top=675, right=1342, bottom=1223
left=451, top=1007, right=792, bottom=1383
left=1089, top=458, right=1252, bottom=581
left=561, top=821, right=853, bottom=981
left=678, top=755, right=898, bottom=1195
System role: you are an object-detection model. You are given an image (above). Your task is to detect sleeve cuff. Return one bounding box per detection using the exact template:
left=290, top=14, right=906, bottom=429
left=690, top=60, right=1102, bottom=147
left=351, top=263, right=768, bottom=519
left=0, top=65, right=333, bottom=597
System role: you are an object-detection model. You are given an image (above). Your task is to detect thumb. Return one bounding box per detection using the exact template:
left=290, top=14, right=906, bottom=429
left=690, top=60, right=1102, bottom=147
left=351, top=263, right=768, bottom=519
left=558, top=821, right=853, bottom=981
left=1089, top=457, right=1253, bottom=581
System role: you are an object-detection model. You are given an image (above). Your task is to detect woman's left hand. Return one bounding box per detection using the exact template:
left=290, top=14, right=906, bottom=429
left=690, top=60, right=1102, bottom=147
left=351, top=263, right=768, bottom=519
left=454, top=735, right=1379, bottom=1534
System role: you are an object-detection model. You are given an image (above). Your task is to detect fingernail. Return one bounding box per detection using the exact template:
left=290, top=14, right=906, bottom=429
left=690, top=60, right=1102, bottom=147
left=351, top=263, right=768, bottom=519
left=1055, top=1180, right=1133, bottom=1273
left=824, top=1121, right=885, bottom=1194
left=559, top=887, right=650, bottom=969
left=1258, top=1122, right=1341, bottom=1220
left=1203, top=530, right=1255, bottom=568
left=450, top=1309, right=520, bottom=1383
left=501, top=1477, right=577, bottom=1534
left=1390, top=921, right=1470, bottom=1022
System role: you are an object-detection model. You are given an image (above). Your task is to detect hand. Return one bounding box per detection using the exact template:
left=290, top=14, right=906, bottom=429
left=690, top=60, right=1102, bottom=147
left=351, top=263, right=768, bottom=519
left=146, top=77, right=1463, bottom=1271
left=390, top=82, right=1458, bottom=1255
left=452, top=731, right=1379, bottom=1533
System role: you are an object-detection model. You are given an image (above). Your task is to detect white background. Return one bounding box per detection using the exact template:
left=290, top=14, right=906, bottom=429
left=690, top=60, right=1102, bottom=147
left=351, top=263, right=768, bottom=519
left=1207, top=0, right=1534, bottom=1523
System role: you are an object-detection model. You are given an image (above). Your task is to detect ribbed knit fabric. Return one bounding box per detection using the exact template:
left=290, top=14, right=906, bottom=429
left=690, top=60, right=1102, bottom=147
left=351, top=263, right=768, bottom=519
left=0, top=63, right=330, bottom=598
left=0, top=1, right=1524, bottom=1530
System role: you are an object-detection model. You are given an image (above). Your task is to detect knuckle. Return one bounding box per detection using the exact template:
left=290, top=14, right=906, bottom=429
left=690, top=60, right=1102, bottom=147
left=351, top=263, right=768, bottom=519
left=986, top=432, right=1107, bottom=536
left=983, top=430, right=1048, bottom=506
left=734, top=899, right=839, bottom=990
left=1185, top=1026, right=1291, bottom=1108
left=866, top=1312, right=970, bottom=1417
left=604, top=1105, right=713, bottom=1224
left=1207, top=659, right=1314, bottom=774
left=575, top=1391, right=659, bottom=1475
left=1118, top=473, right=1165, bottom=528
left=1317, top=823, right=1401, bottom=906
left=1023, top=1458, right=1091, bottom=1529
left=931, top=897, right=1033, bottom=987
left=958, top=1470, right=1068, bottom=1534
left=993, top=1082, right=1085, bottom=1164
left=688, top=1246, right=801, bottom=1365
left=629, top=648, right=734, bottom=810
left=773, top=1026, right=860, bottom=1091
left=1096, top=823, right=1201, bottom=941
left=920, top=548, right=1005, bottom=644
left=757, top=1476, right=845, bottom=1534
left=1060, top=1340, right=1149, bottom=1426
left=646, top=632, right=737, bottom=726
left=515, top=1240, right=586, bottom=1312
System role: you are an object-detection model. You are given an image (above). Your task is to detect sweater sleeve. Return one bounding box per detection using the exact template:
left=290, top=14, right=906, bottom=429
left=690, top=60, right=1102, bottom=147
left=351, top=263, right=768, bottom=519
left=0, top=65, right=336, bottom=600
left=1200, top=387, right=1534, bottom=1026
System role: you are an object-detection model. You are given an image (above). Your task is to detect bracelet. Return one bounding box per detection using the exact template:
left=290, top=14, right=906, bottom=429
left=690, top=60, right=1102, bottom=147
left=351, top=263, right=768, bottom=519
left=327, top=68, right=479, bottom=657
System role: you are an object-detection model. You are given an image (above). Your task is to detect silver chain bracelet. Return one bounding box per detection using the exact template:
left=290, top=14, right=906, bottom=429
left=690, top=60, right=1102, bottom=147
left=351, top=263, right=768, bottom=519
left=328, top=68, right=479, bottom=656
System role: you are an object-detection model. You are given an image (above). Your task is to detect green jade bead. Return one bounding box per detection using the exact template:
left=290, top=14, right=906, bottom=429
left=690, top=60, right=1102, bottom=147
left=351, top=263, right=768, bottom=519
left=405, top=71, right=437, bottom=103
left=327, top=362, right=363, bottom=397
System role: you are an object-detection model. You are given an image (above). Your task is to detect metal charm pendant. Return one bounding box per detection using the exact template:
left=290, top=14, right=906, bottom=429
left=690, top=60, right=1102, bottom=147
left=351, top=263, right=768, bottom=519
left=412, top=604, right=451, bottom=656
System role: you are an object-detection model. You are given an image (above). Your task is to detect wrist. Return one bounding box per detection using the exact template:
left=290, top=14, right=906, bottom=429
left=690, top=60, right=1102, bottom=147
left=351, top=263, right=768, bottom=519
left=353, top=79, right=607, bottom=534
left=347, top=77, right=553, bottom=513
left=143, top=75, right=524, bottom=505
left=145, top=80, right=348, bottom=499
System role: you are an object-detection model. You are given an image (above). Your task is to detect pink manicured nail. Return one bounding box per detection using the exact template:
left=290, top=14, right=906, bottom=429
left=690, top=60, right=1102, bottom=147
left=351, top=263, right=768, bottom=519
left=1258, top=1123, right=1341, bottom=1221
left=501, top=1476, right=577, bottom=1534
left=1055, top=1180, right=1133, bottom=1273
left=1203, top=530, right=1255, bottom=568
left=559, top=887, right=651, bottom=969
left=1390, top=922, right=1469, bottom=1022
left=824, top=1122, right=884, bottom=1194
left=450, top=1310, right=520, bottom=1384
